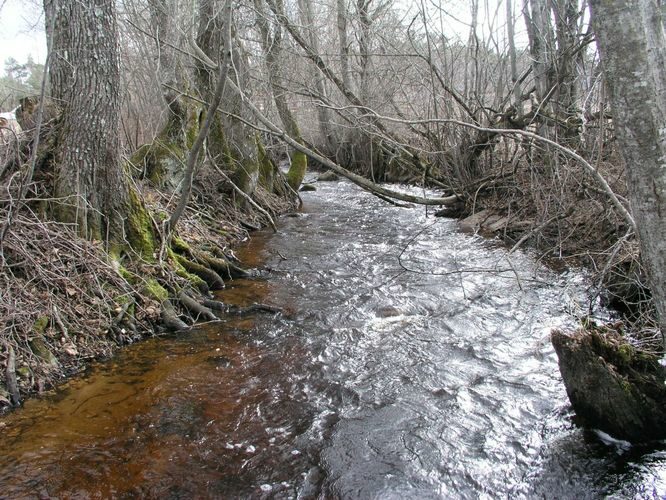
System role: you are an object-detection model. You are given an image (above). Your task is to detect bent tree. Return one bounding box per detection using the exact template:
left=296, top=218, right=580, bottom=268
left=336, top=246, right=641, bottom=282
left=45, top=0, right=152, bottom=254
left=589, top=0, right=666, bottom=336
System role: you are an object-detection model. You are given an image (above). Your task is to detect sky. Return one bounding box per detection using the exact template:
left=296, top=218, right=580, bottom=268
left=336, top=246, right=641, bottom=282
left=0, top=0, right=47, bottom=66
left=0, top=0, right=530, bottom=69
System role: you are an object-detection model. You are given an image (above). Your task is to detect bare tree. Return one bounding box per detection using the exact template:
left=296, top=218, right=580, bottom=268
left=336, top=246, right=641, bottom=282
left=589, top=0, right=666, bottom=335
left=254, top=0, right=307, bottom=190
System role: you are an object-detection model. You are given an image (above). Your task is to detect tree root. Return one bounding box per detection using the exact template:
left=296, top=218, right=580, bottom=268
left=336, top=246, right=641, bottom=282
left=160, top=300, right=189, bottom=331
left=197, top=252, right=249, bottom=279
left=227, top=303, right=285, bottom=316
left=173, top=253, right=225, bottom=290
left=201, top=299, right=228, bottom=311
left=178, top=291, right=218, bottom=321
left=201, top=298, right=285, bottom=316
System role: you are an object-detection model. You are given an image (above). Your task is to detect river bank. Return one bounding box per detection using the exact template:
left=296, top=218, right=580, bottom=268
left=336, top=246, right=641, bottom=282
left=0, top=177, right=297, bottom=410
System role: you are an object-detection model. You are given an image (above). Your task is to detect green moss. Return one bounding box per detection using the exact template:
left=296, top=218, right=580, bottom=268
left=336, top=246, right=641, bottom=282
left=232, top=157, right=261, bottom=205
left=257, top=137, right=275, bottom=191
left=129, top=97, right=202, bottom=189
left=185, top=106, right=201, bottom=149
left=617, top=343, right=636, bottom=365
left=287, top=150, right=307, bottom=191
left=167, top=248, right=207, bottom=290
left=126, top=187, right=157, bottom=260
left=29, top=338, right=58, bottom=367
left=143, top=278, right=169, bottom=302
left=129, top=144, right=151, bottom=170
left=118, top=265, right=136, bottom=282
left=172, top=252, right=222, bottom=289
left=171, top=235, right=191, bottom=254
left=33, top=316, right=49, bottom=334
left=619, top=378, right=634, bottom=394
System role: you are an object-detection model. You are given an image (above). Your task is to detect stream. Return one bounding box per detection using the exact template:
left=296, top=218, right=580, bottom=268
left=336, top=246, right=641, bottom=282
left=1, top=179, right=666, bottom=498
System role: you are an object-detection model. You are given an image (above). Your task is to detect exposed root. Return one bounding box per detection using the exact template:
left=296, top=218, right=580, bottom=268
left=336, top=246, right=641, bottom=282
left=201, top=298, right=286, bottom=316
left=160, top=300, right=190, bottom=332
left=178, top=291, right=218, bottom=321
left=198, top=252, right=249, bottom=279
left=173, top=253, right=225, bottom=290
left=5, top=346, right=19, bottom=406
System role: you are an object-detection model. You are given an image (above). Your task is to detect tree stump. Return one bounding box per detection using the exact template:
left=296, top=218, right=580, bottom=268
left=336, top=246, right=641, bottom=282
left=552, top=327, right=666, bottom=442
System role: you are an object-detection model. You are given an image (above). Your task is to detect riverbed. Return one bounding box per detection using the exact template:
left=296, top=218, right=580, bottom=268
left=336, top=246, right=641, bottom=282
left=1, top=179, right=665, bottom=498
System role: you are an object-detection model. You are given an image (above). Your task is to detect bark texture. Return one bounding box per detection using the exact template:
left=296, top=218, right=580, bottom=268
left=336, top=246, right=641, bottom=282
left=197, top=0, right=259, bottom=199
left=589, top=0, right=666, bottom=335
left=255, top=0, right=307, bottom=190
left=46, top=0, right=129, bottom=242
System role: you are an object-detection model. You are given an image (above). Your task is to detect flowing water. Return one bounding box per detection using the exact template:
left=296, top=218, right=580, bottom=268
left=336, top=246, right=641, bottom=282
left=1, top=180, right=666, bottom=499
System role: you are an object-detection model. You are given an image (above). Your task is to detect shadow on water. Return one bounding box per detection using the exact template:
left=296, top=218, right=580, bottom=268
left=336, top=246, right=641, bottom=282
left=1, top=179, right=665, bottom=498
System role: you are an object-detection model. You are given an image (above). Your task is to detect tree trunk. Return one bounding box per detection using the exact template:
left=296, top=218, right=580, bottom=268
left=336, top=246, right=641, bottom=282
left=337, top=0, right=353, bottom=93
left=197, top=0, right=259, bottom=200
left=589, top=0, right=666, bottom=335
left=46, top=0, right=129, bottom=244
left=298, top=0, right=335, bottom=152
left=255, top=0, right=307, bottom=190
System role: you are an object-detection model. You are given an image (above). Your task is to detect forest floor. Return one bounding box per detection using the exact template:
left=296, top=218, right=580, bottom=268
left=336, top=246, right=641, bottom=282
left=0, top=176, right=298, bottom=410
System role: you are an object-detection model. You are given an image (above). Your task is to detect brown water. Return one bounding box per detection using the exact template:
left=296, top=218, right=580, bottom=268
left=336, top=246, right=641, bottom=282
left=1, top=180, right=665, bottom=499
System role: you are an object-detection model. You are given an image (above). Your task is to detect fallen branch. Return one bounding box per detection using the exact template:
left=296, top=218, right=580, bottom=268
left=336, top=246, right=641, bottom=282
left=5, top=345, right=20, bottom=406
left=354, top=110, right=636, bottom=231
left=184, top=33, right=458, bottom=207
left=224, top=79, right=458, bottom=207
left=509, top=207, right=574, bottom=254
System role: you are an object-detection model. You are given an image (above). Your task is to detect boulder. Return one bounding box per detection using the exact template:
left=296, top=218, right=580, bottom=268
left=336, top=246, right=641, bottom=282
left=552, top=327, right=666, bottom=442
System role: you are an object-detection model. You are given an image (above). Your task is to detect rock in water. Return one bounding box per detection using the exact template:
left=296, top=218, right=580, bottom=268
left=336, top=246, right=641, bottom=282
left=552, top=328, right=666, bottom=442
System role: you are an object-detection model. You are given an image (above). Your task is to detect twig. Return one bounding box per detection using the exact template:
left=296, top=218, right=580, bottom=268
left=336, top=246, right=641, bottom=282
left=212, top=162, right=278, bottom=232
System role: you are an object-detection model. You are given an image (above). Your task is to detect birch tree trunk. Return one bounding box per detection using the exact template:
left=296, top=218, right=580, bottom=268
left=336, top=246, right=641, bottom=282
left=589, top=0, right=666, bottom=335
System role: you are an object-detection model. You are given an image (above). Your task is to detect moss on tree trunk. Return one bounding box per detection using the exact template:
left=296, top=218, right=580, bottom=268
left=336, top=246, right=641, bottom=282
left=129, top=97, right=202, bottom=191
